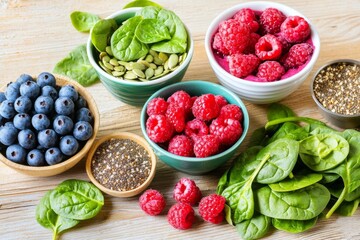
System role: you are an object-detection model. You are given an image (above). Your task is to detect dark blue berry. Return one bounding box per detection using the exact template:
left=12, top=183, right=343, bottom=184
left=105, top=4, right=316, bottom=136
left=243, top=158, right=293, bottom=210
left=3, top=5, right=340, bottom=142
left=41, top=85, right=58, bottom=101
left=0, top=92, right=6, bottom=103
left=75, top=95, right=87, bottom=109
left=27, top=149, right=45, bottom=166
left=18, top=129, right=37, bottom=149
left=37, top=72, right=56, bottom=88
left=59, top=85, right=78, bottom=102
left=0, top=122, right=18, bottom=146
left=75, top=107, right=93, bottom=123
left=54, top=97, right=74, bottom=116
left=53, top=115, right=74, bottom=135
left=0, top=100, right=16, bottom=119
left=73, top=121, right=93, bottom=141
left=6, top=144, right=27, bottom=164
left=14, top=96, right=32, bottom=113
left=34, top=95, right=54, bottom=115
left=16, top=74, right=34, bottom=85
left=38, top=129, right=58, bottom=148
left=59, top=135, right=79, bottom=156
left=32, top=113, right=50, bottom=131
left=20, top=80, right=40, bottom=99
left=5, top=82, right=21, bottom=102
left=13, top=113, right=32, bottom=130
left=45, top=147, right=63, bottom=165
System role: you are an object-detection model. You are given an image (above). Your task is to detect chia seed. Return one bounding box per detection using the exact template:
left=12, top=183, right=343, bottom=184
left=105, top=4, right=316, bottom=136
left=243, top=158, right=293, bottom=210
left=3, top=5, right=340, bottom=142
left=91, top=138, right=151, bottom=192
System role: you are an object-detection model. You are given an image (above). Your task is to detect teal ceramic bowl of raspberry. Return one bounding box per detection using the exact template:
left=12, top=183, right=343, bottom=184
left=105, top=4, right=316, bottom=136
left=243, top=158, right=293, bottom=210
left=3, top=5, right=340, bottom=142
left=140, top=80, right=249, bottom=175
left=205, top=1, right=320, bottom=104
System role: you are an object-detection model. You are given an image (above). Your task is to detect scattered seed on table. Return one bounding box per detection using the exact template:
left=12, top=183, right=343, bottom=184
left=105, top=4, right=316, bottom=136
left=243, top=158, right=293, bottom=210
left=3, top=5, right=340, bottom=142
left=91, top=138, right=151, bottom=192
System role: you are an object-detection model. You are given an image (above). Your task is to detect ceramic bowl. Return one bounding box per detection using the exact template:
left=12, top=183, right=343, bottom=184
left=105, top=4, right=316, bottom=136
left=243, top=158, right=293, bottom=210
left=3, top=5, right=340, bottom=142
left=140, top=80, right=249, bottom=175
left=86, top=132, right=157, bottom=197
left=87, top=7, right=194, bottom=106
left=0, top=74, right=99, bottom=177
left=205, top=1, right=320, bottom=104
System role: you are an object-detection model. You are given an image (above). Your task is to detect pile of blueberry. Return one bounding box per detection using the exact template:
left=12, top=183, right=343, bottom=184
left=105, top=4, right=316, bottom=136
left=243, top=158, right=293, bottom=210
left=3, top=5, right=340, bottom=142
left=0, top=72, right=94, bottom=166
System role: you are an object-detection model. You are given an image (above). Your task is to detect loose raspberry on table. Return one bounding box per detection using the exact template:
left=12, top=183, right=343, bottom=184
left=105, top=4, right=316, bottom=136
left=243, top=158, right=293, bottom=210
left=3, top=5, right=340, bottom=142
left=166, top=103, right=186, bottom=133
left=220, top=104, right=243, bottom=121
left=218, top=19, right=251, bottom=54
left=212, top=32, right=229, bottom=55
left=193, top=134, right=220, bottom=158
left=198, top=194, right=226, bottom=224
left=146, top=97, right=168, bottom=116
left=192, top=94, right=220, bottom=121
left=282, top=43, right=313, bottom=69
left=210, top=117, right=243, bottom=146
left=259, top=8, right=286, bottom=34
left=167, top=203, right=195, bottom=230
left=255, top=34, right=283, bottom=61
left=168, top=135, right=194, bottom=157
left=233, top=8, right=259, bottom=33
left=146, top=114, right=174, bottom=143
left=173, top=177, right=202, bottom=205
left=228, top=53, right=260, bottom=78
left=184, top=118, right=209, bottom=141
left=256, top=61, right=285, bottom=81
left=167, top=90, right=192, bottom=114
left=214, top=95, right=228, bottom=109
left=280, top=16, right=311, bottom=43
left=139, top=189, right=166, bottom=216
left=243, top=32, right=260, bottom=54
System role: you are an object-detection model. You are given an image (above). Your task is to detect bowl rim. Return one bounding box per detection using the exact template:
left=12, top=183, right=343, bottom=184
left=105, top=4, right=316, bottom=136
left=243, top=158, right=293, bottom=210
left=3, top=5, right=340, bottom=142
left=204, top=1, right=321, bottom=87
left=140, top=80, right=250, bottom=162
left=85, top=132, right=157, bottom=197
left=311, top=58, right=360, bottom=118
left=86, top=7, right=194, bottom=87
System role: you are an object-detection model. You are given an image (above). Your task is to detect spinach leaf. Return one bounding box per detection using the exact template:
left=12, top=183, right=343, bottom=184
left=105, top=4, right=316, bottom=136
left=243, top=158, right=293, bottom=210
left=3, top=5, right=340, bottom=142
left=50, top=179, right=104, bottom=220
left=268, top=122, right=309, bottom=143
left=216, top=169, right=230, bottom=195
left=269, top=173, right=322, bottom=192
left=265, top=116, right=326, bottom=131
left=91, top=19, right=118, bottom=52
left=53, top=44, right=98, bottom=86
left=248, top=127, right=268, bottom=147
left=272, top=217, right=318, bottom=233
left=335, top=199, right=360, bottom=216
left=136, top=6, right=161, bottom=19
left=235, top=214, right=271, bottom=240
left=135, top=18, right=171, bottom=44
left=299, top=133, right=349, bottom=171
left=123, top=0, right=162, bottom=9
left=255, top=184, right=330, bottom=220
left=266, top=103, right=296, bottom=133
left=110, top=16, right=149, bottom=61
left=321, top=173, right=340, bottom=184
left=70, top=11, right=100, bottom=32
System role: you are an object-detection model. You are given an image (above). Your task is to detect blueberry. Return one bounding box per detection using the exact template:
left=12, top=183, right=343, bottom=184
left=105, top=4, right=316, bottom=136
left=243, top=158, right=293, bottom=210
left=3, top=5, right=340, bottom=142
left=0, top=122, right=18, bottom=145
left=75, top=95, right=87, bottom=109
left=27, top=149, right=45, bottom=166
left=20, top=80, right=41, bottom=99
left=18, top=129, right=37, bottom=149
left=16, top=74, right=34, bottom=85
left=0, top=92, right=6, bottom=103
left=59, top=85, right=78, bottom=102
left=14, top=96, right=32, bottom=113
left=13, top=113, right=32, bottom=130
left=5, top=82, right=21, bottom=102
left=41, top=85, right=58, bottom=101
left=34, top=95, right=54, bottom=115
left=73, top=121, right=93, bottom=141
left=32, top=113, right=50, bottom=131
left=54, top=97, right=74, bottom=116
left=75, top=107, right=93, bottom=123
left=0, top=100, right=16, bottom=119
left=45, top=147, right=63, bottom=165
left=37, top=72, right=56, bottom=88
left=38, top=129, right=58, bottom=148
left=59, top=135, right=79, bottom=156
left=53, top=115, right=74, bottom=135
left=6, top=144, right=27, bottom=164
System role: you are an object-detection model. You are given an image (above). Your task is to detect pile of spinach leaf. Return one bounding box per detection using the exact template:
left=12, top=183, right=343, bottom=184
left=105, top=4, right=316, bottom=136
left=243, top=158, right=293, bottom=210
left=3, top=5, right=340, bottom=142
left=218, top=103, right=360, bottom=240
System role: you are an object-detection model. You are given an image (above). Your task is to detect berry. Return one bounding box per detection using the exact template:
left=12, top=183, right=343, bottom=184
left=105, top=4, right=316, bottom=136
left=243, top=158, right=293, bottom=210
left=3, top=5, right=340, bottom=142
left=212, top=32, right=229, bottom=55
left=59, top=85, right=79, bottom=102
left=73, top=121, right=93, bottom=141
left=54, top=97, right=75, bottom=116
left=192, top=94, right=220, bottom=121
left=257, top=61, right=285, bottom=81
left=20, top=80, right=40, bottom=99
left=5, top=82, right=21, bottom=102
left=139, top=189, right=166, bottom=216
left=259, top=8, right=286, bottom=34
left=18, top=129, right=37, bottom=149
left=0, top=100, right=16, bottom=119
left=167, top=90, right=192, bottom=114
left=275, top=34, right=292, bottom=53
left=280, top=16, right=311, bottom=43
left=13, top=113, right=32, bottom=130
left=282, top=43, right=313, bottom=69
left=41, top=85, right=58, bottom=101
left=167, top=203, right=195, bottom=230
left=198, top=194, right=226, bottom=224
left=209, top=117, right=243, bottom=146
left=38, top=129, right=58, bottom=148
left=184, top=119, right=209, bottom=141
left=45, top=147, right=63, bottom=165
left=193, top=134, right=220, bottom=158
left=0, top=92, right=6, bottom=103
left=34, top=95, right=54, bottom=115
left=173, top=177, right=202, bottom=205
left=27, top=149, right=45, bottom=166
left=214, top=95, right=228, bottom=109
left=32, top=113, right=51, bottom=131
left=75, top=95, right=87, bottom=109
left=255, top=34, right=283, bottom=60
left=168, top=135, right=194, bottom=157
left=6, top=144, right=27, bottom=164
left=220, top=104, right=243, bottom=121
left=59, top=135, right=79, bottom=156
left=37, top=72, right=56, bottom=88
left=243, top=32, right=261, bottom=54
left=228, top=53, right=260, bottom=78
left=16, top=74, right=33, bottom=85
left=165, top=103, right=186, bottom=133
left=218, top=19, right=251, bottom=54
left=0, top=122, right=18, bottom=146
left=146, top=114, right=174, bottom=143
left=75, top=107, right=93, bottom=123
left=146, top=97, right=168, bottom=116
left=14, top=96, right=32, bottom=113
left=233, top=8, right=259, bottom=32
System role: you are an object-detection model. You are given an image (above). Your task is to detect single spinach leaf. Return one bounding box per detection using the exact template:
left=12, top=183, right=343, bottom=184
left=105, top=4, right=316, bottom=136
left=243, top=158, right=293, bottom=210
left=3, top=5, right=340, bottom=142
left=272, top=217, right=318, bottom=233
left=268, top=122, right=309, bottom=143
left=335, top=199, right=360, bottom=216
left=53, top=44, right=98, bottom=86
left=248, top=127, right=268, bottom=147
left=91, top=19, right=118, bottom=52
left=123, top=0, right=162, bottom=9
left=265, top=116, right=326, bottom=131
left=224, top=204, right=233, bottom=226
left=50, top=179, right=104, bottom=220
left=321, top=173, right=340, bottom=184
left=136, top=6, right=161, bottom=19
left=269, top=173, right=323, bottom=192
left=236, top=214, right=271, bottom=240
left=266, top=103, right=296, bottom=133
left=216, top=169, right=230, bottom=195
left=135, top=18, right=171, bottom=44
left=70, top=11, right=100, bottom=32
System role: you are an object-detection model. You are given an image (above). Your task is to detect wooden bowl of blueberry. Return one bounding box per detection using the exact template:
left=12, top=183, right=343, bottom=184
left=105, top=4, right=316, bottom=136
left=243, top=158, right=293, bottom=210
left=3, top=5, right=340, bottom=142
left=0, top=73, right=99, bottom=177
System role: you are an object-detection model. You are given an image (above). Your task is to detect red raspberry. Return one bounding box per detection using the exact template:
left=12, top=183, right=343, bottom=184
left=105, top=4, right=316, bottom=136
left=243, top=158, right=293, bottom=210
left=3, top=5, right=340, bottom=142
left=210, top=117, right=243, bottom=146
left=220, top=104, right=243, bottom=121
left=243, top=32, right=260, bottom=54
left=256, top=61, right=285, bottom=81
left=146, top=97, right=168, bottom=116
left=198, top=194, right=226, bottom=224
left=282, top=43, right=313, bottom=69
left=167, top=90, right=192, bottom=114
left=275, top=34, right=292, bottom=53
left=167, top=203, right=195, bottom=230
left=218, top=19, right=251, bottom=54
left=166, top=103, right=186, bottom=133
left=228, top=53, right=260, bottom=78
left=233, top=8, right=259, bottom=32
left=214, top=95, right=228, bottom=109
left=173, top=177, right=202, bottom=205
left=184, top=119, right=209, bottom=141
left=255, top=34, right=283, bottom=60
left=168, top=135, right=194, bottom=157
left=139, top=189, right=166, bottom=216
left=192, top=94, right=220, bottom=121
left=193, top=134, right=220, bottom=158
left=259, top=8, right=286, bottom=34
left=146, top=114, right=174, bottom=143
left=280, top=16, right=311, bottom=43
left=212, top=32, right=229, bottom=55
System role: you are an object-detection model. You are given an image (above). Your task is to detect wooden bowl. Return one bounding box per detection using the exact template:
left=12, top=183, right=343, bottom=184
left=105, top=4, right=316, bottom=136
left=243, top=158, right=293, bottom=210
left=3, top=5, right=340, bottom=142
left=0, top=74, right=99, bottom=177
left=86, top=132, right=157, bottom=197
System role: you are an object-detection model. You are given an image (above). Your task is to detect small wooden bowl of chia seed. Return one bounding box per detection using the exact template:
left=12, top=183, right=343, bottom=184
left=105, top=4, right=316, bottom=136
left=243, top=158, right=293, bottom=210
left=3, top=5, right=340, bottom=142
left=311, top=59, right=360, bottom=129
left=85, top=132, right=157, bottom=197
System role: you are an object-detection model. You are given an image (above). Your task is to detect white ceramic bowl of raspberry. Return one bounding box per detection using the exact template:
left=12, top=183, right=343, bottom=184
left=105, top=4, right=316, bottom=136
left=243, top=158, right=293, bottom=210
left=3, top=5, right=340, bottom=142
left=205, top=1, right=320, bottom=104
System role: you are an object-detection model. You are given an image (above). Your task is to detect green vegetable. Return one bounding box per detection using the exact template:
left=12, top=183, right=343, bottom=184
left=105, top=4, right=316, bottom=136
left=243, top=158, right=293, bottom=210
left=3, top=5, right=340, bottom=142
left=123, top=0, right=162, bottom=9
left=236, top=214, right=271, bottom=240
left=266, top=103, right=296, bottom=133
left=321, top=173, right=340, bottom=183
left=53, top=44, right=98, bottom=86
left=335, top=199, right=360, bottom=216
left=137, top=6, right=161, bottom=19
left=272, top=217, right=318, bottom=233
left=248, top=127, right=267, bottom=147
left=268, top=122, right=309, bottom=143
left=265, top=116, right=326, bottom=130
left=91, top=19, right=118, bottom=52
left=70, top=11, right=100, bottom=32
left=269, top=173, right=323, bottom=192
left=224, top=204, right=233, bottom=226
left=135, top=18, right=171, bottom=44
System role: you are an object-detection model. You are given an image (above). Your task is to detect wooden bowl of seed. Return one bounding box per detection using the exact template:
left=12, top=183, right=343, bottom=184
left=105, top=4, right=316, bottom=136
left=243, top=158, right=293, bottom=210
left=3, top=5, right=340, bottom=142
left=311, top=59, right=360, bottom=129
left=85, top=132, right=157, bottom=197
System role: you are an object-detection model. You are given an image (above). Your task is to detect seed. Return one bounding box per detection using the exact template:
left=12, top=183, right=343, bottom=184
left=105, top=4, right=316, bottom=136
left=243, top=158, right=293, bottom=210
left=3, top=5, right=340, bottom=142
left=109, top=58, right=119, bottom=66
left=149, top=49, right=158, bottom=58
left=99, top=52, right=107, bottom=60
left=102, top=55, right=110, bottom=63
left=168, top=54, right=179, bottom=70
left=164, top=60, right=169, bottom=70
left=114, top=65, right=125, bottom=72
left=112, top=71, right=125, bottom=77
left=103, top=61, right=114, bottom=70
left=124, top=71, right=138, bottom=80
left=154, top=66, right=164, bottom=76
left=179, top=52, right=187, bottom=63
left=99, top=61, right=112, bottom=74
left=145, top=68, right=154, bottom=79
left=149, top=63, right=157, bottom=70
left=153, top=56, right=163, bottom=65
left=130, top=62, right=146, bottom=71
left=145, top=54, right=154, bottom=63
left=132, top=69, right=146, bottom=78
left=137, top=60, right=151, bottom=68
left=158, top=52, right=169, bottom=62
left=105, top=46, right=113, bottom=56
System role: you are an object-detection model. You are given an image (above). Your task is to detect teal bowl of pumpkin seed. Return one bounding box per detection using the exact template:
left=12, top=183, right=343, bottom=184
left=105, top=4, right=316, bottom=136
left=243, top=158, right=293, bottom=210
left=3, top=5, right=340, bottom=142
left=87, top=7, right=194, bottom=106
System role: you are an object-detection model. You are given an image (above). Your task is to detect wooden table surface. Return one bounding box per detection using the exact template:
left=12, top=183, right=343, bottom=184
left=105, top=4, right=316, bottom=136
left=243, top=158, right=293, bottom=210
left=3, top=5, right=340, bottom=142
left=1, top=0, right=359, bottom=239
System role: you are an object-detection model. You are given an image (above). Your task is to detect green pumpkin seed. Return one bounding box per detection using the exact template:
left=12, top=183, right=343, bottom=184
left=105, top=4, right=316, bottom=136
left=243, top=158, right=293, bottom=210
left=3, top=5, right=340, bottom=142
left=99, top=61, right=112, bottom=74
left=153, top=56, right=163, bottom=65
left=137, top=60, right=151, bottom=68
left=164, top=60, right=169, bottom=70
left=168, top=54, right=179, bottom=70
left=109, top=58, right=119, bottom=66
left=132, top=68, right=145, bottom=78
left=158, top=52, right=169, bottom=62
left=105, top=46, right=113, bottom=56
left=145, top=68, right=154, bottom=79
left=114, top=65, right=125, bottom=72
left=99, top=52, right=107, bottom=60
left=149, top=63, right=157, bottom=69
left=103, top=61, right=114, bottom=70
left=118, top=61, right=128, bottom=67
left=154, top=66, right=164, bottom=76
left=130, top=62, right=146, bottom=70
left=138, top=78, right=148, bottom=82
left=179, top=52, right=187, bottom=63
left=124, top=71, right=138, bottom=80
left=149, top=49, right=158, bottom=58
left=112, top=71, right=124, bottom=77
left=145, top=54, right=154, bottom=63
left=102, top=55, right=110, bottom=63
